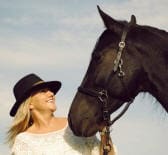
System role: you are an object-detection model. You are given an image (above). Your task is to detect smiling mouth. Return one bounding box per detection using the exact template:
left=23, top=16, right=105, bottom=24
left=46, top=98, right=55, bottom=104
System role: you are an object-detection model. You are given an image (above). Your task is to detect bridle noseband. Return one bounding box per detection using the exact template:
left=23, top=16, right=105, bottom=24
left=78, top=15, right=135, bottom=155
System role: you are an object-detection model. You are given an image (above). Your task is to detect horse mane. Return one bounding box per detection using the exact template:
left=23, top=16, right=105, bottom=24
left=144, top=25, right=168, bottom=40
left=128, top=25, right=168, bottom=67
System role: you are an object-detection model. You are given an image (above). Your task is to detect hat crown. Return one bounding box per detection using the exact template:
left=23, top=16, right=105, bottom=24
left=14, top=74, right=43, bottom=101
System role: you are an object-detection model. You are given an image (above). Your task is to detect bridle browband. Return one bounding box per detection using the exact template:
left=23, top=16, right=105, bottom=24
left=78, top=15, right=136, bottom=155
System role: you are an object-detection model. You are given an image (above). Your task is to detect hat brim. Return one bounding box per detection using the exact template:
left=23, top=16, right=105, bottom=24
left=10, top=81, right=61, bottom=117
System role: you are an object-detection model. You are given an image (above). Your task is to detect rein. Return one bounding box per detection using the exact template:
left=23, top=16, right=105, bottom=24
left=78, top=15, right=136, bottom=155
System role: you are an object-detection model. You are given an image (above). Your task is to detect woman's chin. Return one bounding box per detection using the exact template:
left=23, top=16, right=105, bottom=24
left=48, top=105, right=56, bottom=112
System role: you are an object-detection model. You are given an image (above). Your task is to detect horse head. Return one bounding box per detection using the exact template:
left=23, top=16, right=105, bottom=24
left=68, top=6, right=168, bottom=137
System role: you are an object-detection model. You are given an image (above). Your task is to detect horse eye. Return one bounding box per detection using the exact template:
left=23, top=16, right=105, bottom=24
left=92, top=53, right=101, bottom=61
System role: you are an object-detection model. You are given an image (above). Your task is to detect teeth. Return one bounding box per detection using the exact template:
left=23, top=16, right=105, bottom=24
left=47, top=99, right=54, bottom=103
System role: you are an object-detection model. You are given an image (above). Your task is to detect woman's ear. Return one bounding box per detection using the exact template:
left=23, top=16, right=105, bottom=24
left=29, top=103, right=34, bottom=110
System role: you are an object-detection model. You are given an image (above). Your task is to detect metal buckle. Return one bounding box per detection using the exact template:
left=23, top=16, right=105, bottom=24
left=103, top=143, right=112, bottom=153
left=98, top=90, right=108, bottom=102
left=119, top=41, right=125, bottom=48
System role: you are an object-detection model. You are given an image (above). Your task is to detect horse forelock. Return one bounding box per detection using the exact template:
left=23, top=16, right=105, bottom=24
left=93, top=30, right=119, bottom=53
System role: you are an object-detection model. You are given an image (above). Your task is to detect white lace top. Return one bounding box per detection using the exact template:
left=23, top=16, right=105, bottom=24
left=11, top=125, right=100, bottom=155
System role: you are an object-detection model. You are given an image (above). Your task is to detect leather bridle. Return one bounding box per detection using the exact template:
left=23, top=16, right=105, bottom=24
left=78, top=15, right=136, bottom=155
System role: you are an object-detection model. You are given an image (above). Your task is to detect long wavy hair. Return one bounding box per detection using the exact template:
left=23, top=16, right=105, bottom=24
left=6, top=97, right=33, bottom=147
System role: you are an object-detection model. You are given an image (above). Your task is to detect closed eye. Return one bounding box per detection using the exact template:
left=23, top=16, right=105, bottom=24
left=39, top=88, right=50, bottom=93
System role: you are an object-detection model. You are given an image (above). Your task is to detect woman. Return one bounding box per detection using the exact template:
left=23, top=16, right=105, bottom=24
left=7, top=73, right=117, bottom=155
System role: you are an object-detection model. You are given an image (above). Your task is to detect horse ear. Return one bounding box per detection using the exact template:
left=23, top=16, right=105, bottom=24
left=97, top=5, right=123, bottom=34
left=130, top=15, right=136, bottom=25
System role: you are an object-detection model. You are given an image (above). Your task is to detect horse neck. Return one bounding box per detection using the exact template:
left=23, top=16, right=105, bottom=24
left=143, top=50, right=168, bottom=112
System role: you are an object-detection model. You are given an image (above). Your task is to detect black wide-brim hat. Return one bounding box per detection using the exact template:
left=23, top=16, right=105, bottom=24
left=10, top=73, right=61, bottom=117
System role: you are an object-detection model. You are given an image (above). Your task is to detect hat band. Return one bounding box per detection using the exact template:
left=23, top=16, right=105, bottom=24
left=33, top=80, right=45, bottom=86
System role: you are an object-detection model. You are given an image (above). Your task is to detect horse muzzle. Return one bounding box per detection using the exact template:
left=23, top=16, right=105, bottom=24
left=68, top=113, right=99, bottom=137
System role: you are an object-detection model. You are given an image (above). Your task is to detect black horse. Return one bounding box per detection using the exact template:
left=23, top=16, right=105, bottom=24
left=68, top=6, right=168, bottom=137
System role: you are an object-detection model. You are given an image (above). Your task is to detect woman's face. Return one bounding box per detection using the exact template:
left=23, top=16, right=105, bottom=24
left=30, top=88, right=56, bottom=113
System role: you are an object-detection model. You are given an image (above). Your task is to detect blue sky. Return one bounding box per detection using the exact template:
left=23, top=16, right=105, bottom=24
left=0, top=0, right=167, bottom=154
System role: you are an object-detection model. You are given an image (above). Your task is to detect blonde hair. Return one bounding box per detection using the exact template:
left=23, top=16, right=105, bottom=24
left=7, top=97, right=33, bottom=147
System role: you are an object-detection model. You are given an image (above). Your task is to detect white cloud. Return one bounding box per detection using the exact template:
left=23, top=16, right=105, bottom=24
left=0, top=36, right=90, bottom=69
left=60, top=13, right=99, bottom=28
